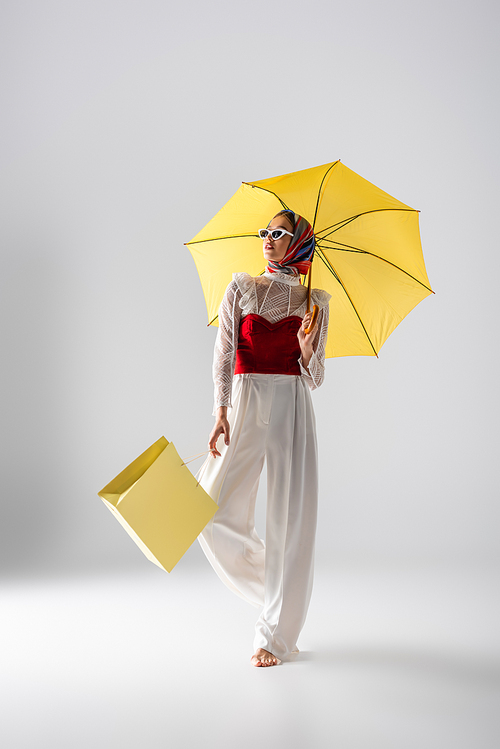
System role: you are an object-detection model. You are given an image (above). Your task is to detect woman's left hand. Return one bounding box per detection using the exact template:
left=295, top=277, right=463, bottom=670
left=297, top=311, right=317, bottom=368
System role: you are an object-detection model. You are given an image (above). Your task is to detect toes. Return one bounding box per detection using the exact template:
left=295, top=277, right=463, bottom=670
left=251, top=649, right=280, bottom=667
left=262, top=655, right=277, bottom=666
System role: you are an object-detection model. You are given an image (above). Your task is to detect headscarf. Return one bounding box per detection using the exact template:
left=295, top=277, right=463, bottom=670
left=265, top=211, right=315, bottom=277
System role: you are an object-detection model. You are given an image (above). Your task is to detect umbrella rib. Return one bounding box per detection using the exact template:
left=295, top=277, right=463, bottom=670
left=241, top=183, right=290, bottom=211
left=185, top=234, right=258, bottom=246
left=316, top=208, right=418, bottom=239
left=316, top=239, right=435, bottom=294
left=312, top=160, right=340, bottom=231
left=317, top=239, right=366, bottom=252
left=314, top=248, right=379, bottom=358
left=318, top=215, right=364, bottom=237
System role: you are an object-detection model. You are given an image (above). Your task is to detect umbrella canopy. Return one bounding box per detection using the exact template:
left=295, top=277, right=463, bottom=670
left=185, top=160, right=434, bottom=358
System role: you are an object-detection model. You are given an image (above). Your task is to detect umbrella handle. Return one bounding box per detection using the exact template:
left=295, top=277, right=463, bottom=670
left=305, top=256, right=319, bottom=334
left=304, top=304, right=319, bottom=334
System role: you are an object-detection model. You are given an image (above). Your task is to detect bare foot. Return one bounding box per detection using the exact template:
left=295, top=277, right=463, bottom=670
left=250, top=648, right=281, bottom=667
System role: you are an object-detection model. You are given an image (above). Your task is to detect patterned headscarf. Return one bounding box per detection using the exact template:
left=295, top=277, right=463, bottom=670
left=266, top=211, right=315, bottom=277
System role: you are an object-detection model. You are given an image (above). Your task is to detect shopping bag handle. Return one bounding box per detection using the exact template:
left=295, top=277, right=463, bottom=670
left=181, top=449, right=215, bottom=466
left=180, top=448, right=216, bottom=488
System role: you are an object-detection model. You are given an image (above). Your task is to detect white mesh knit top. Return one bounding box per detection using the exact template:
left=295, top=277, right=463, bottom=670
left=213, top=269, right=331, bottom=413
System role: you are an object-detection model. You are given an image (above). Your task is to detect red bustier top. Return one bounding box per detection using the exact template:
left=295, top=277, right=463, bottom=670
left=234, top=314, right=302, bottom=376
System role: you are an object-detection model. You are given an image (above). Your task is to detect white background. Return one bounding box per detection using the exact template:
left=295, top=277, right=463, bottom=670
left=0, top=2, right=498, bottom=746
left=1, top=0, right=498, bottom=575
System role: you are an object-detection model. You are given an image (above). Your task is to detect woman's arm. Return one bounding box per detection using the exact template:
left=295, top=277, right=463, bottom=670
left=212, top=280, right=241, bottom=411
left=297, top=304, right=329, bottom=389
left=210, top=280, right=242, bottom=455
left=208, top=406, right=230, bottom=458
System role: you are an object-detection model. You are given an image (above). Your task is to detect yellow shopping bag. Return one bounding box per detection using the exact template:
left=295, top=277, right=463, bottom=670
left=98, top=436, right=217, bottom=572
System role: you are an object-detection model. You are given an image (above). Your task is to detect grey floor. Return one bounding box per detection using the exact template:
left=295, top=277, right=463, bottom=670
left=2, top=561, right=499, bottom=749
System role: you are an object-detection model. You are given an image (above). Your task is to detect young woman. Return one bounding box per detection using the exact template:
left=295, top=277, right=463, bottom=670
left=197, top=210, right=331, bottom=667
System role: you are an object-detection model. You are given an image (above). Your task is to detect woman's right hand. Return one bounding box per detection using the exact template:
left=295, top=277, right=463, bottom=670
left=208, top=406, right=230, bottom=458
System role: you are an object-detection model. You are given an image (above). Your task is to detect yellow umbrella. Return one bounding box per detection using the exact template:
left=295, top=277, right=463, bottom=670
left=185, top=160, right=434, bottom=358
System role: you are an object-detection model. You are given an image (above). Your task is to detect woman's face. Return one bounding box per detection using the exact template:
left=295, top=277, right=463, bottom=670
left=262, top=215, right=293, bottom=264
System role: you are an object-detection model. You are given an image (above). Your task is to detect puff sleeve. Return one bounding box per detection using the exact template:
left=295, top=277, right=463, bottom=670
left=212, top=279, right=242, bottom=414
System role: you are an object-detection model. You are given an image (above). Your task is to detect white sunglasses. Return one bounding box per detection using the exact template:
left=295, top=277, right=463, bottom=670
left=258, top=228, right=294, bottom=241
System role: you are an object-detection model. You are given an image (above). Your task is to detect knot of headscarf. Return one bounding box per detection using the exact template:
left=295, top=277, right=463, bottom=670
left=266, top=211, right=315, bottom=277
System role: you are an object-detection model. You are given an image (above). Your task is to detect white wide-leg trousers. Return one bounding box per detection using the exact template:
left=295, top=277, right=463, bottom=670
left=197, top=373, right=318, bottom=660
